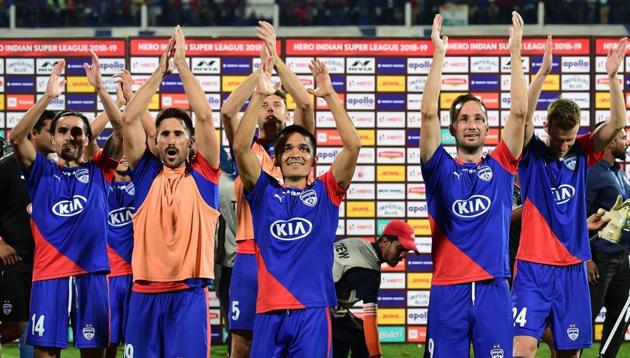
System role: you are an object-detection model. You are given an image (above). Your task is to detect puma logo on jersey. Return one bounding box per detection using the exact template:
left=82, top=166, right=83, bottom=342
left=551, top=184, right=575, bottom=205
left=270, top=218, right=312, bottom=241
left=452, top=195, right=491, bottom=218
left=52, top=195, right=87, bottom=217
left=453, top=171, right=462, bottom=179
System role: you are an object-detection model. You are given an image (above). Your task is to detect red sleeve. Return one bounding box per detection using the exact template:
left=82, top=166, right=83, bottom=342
left=362, top=303, right=382, bottom=357
left=576, top=133, right=605, bottom=167
left=92, top=150, right=118, bottom=183
left=320, top=170, right=346, bottom=207
left=190, top=152, right=220, bottom=184
left=490, top=140, right=519, bottom=175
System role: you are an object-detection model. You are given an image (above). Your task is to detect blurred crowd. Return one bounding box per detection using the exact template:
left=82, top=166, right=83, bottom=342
left=0, top=0, right=629, bottom=27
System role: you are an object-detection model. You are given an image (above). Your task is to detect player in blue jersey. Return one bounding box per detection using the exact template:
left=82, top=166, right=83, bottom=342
left=420, top=12, right=527, bottom=357
left=233, top=57, right=360, bottom=357
left=9, top=51, right=123, bottom=357
left=512, top=34, right=628, bottom=358
left=221, top=21, right=314, bottom=358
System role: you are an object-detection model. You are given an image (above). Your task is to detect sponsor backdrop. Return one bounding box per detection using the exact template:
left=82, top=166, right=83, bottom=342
left=1, top=37, right=629, bottom=343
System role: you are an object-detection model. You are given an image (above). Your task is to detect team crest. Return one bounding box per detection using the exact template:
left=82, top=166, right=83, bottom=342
left=74, top=168, right=90, bottom=184
left=563, top=154, right=577, bottom=171
left=477, top=165, right=493, bottom=182
left=2, top=301, right=12, bottom=315
left=300, top=189, right=318, bottom=207
left=566, top=325, right=579, bottom=341
left=490, top=345, right=504, bottom=358
left=124, top=183, right=135, bottom=196
left=82, top=324, right=95, bottom=340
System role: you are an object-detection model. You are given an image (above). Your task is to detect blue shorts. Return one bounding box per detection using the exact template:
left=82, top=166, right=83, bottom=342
left=108, top=274, right=132, bottom=345
left=124, top=287, right=210, bottom=357
left=425, top=278, right=512, bottom=358
left=229, top=252, right=257, bottom=331
left=511, top=260, right=592, bottom=350
left=27, top=273, right=109, bottom=349
left=251, top=307, right=332, bottom=358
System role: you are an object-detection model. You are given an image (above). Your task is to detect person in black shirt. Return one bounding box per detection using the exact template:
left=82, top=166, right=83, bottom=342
left=0, top=110, right=55, bottom=348
left=586, top=123, right=630, bottom=358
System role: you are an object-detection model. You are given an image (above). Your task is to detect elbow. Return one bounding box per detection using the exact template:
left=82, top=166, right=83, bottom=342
left=420, top=108, right=436, bottom=121
left=122, top=112, right=135, bottom=125
left=220, top=105, right=236, bottom=118
left=511, top=106, right=528, bottom=121
left=196, top=112, right=213, bottom=123
left=296, top=97, right=314, bottom=111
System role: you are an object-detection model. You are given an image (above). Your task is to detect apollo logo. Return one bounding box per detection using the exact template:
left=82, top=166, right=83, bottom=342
left=52, top=195, right=87, bottom=217
left=270, top=218, right=312, bottom=241
left=452, top=195, right=491, bottom=218
left=108, top=207, right=135, bottom=227
left=551, top=185, right=575, bottom=205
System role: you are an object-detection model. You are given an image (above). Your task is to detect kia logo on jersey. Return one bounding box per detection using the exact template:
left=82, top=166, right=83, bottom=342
left=270, top=218, right=313, bottom=241
left=108, top=207, right=135, bottom=227
left=52, top=195, right=87, bottom=217
left=551, top=184, right=575, bottom=205
left=451, top=195, right=491, bottom=218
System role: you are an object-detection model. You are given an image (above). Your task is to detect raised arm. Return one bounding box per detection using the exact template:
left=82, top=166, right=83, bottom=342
left=233, top=60, right=276, bottom=192
left=524, top=34, right=552, bottom=147
left=84, top=50, right=123, bottom=160
left=257, top=21, right=314, bottom=133
left=122, top=36, right=175, bottom=169
left=174, top=26, right=219, bottom=167
left=420, top=15, right=448, bottom=164
left=9, top=60, right=65, bottom=168
left=593, top=37, right=628, bottom=151
left=220, top=69, right=259, bottom=145
left=308, top=59, right=360, bottom=189
left=501, top=12, right=528, bottom=157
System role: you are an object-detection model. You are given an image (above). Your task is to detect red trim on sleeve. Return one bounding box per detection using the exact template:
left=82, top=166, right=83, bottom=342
left=320, top=170, right=346, bottom=207
left=576, top=133, right=604, bottom=167
left=490, top=140, right=519, bottom=175
left=190, top=152, right=220, bottom=184
left=92, top=150, right=118, bottom=182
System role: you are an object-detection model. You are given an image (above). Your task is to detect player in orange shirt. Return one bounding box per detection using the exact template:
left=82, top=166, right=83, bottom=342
left=120, top=26, right=220, bottom=357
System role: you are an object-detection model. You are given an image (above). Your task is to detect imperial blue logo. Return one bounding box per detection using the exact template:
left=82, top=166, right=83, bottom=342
left=551, top=184, right=575, bottom=205
left=108, top=207, right=135, bottom=227
left=270, top=218, right=312, bottom=241
left=52, top=195, right=87, bottom=217
left=452, top=195, right=491, bottom=218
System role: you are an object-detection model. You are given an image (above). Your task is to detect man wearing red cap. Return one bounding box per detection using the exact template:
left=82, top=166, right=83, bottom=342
left=330, top=220, right=418, bottom=358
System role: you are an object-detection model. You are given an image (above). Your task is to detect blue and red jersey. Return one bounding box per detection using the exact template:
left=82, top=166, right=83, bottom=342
left=245, top=170, right=346, bottom=313
left=106, top=180, right=135, bottom=277
left=421, top=141, right=519, bottom=285
left=517, top=134, right=603, bottom=265
left=24, top=151, right=116, bottom=281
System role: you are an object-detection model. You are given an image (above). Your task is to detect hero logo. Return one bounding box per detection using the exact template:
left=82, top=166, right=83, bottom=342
left=270, top=218, right=313, bottom=241
left=108, top=207, right=135, bottom=227
left=551, top=185, right=575, bottom=205
left=346, top=58, right=375, bottom=73
left=52, top=195, right=87, bottom=217
left=407, top=58, right=431, bottom=74
left=452, top=195, right=491, bottom=218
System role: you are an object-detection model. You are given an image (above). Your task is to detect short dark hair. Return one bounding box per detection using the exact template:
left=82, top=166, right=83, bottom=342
left=273, top=125, right=317, bottom=166
left=50, top=110, right=93, bottom=141
left=449, top=94, right=488, bottom=125
left=155, top=108, right=194, bottom=137
left=34, top=110, right=55, bottom=133
left=547, top=98, right=580, bottom=131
